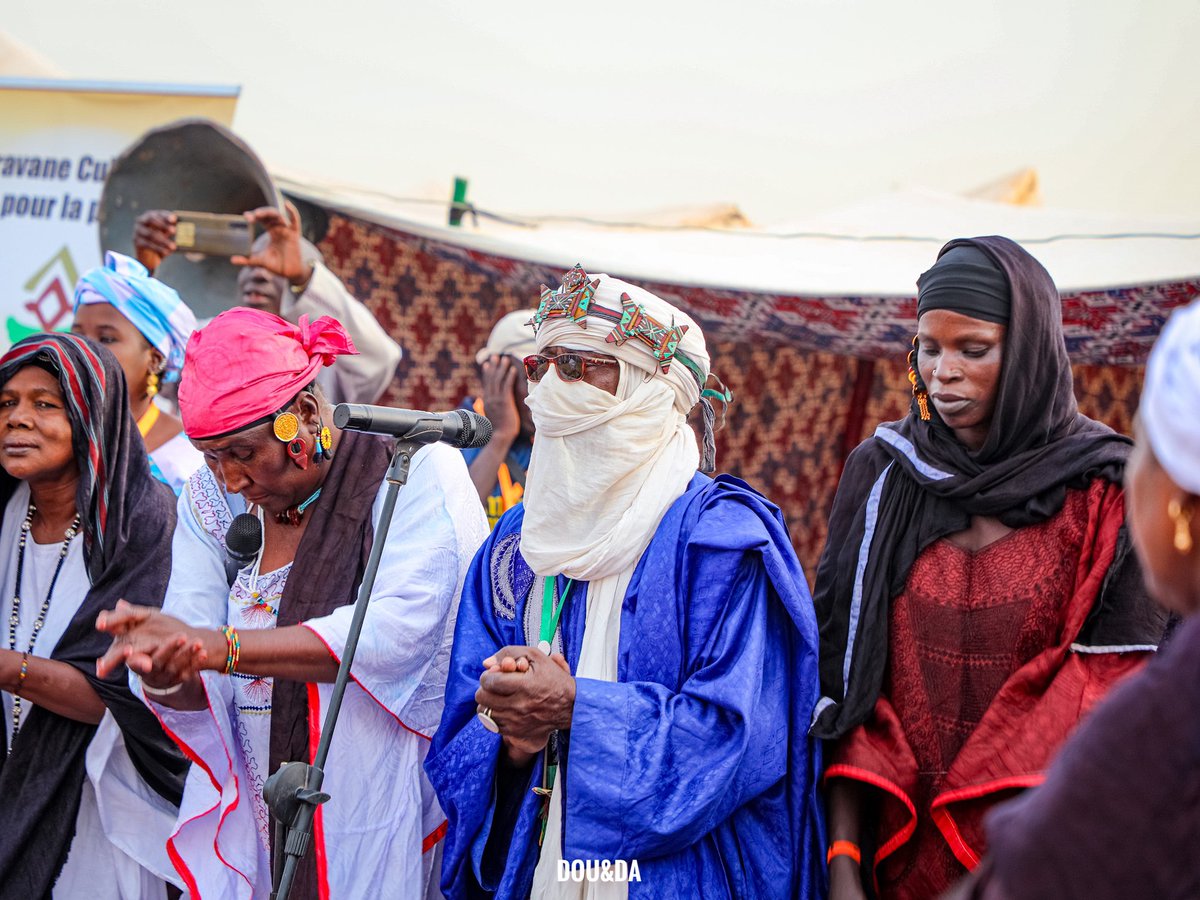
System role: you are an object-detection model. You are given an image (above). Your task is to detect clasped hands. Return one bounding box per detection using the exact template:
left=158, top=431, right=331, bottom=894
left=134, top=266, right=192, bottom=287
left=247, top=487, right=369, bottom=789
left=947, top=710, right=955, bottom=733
left=95, top=600, right=223, bottom=697
left=475, top=645, right=576, bottom=766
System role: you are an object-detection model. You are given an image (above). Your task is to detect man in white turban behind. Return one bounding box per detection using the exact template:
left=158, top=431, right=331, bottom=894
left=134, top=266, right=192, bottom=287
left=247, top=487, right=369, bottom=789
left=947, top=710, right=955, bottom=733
left=426, top=266, right=826, bottom=899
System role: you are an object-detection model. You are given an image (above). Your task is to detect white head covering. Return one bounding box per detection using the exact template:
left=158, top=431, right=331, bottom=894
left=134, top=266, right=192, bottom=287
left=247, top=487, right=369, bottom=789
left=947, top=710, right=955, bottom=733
left=1142, top=298, right=1200, bottom=495
left=519, top=269, right=709, bottom=582
left=475, top=309, right=538, bottom=365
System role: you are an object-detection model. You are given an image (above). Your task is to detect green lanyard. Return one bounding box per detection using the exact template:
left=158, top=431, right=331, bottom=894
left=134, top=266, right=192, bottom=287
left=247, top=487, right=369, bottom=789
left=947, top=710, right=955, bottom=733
left=538, top=575, right=574, bottom=651
left=534, top=574, right=573, bottom=846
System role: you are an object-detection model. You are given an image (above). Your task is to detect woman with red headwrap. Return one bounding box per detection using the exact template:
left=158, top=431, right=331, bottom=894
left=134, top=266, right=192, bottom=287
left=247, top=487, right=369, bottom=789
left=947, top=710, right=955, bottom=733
left=97, top=308, right=488, bottom=899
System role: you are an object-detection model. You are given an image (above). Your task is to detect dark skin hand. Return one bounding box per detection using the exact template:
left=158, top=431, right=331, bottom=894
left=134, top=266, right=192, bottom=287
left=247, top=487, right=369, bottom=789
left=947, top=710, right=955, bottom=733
left=475, top=645, right=576, bottom=767
left=132, top=200, right=314, bottom=287
left=96, top=599, right=341, bottom=711
left=467, top=355, right=526, bottom=504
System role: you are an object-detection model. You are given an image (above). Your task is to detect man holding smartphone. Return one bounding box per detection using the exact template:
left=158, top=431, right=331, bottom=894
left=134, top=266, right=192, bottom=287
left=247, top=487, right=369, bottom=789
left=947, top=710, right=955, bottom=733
left=134, top=200, right=402, bottom=405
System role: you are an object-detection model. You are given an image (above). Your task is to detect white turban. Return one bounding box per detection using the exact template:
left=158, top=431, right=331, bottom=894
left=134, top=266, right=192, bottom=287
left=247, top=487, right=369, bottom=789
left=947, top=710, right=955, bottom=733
left=1142, top=298, right=1200, bottom=495
left=531, top=272, right=709, bottom=416
left=520, top=269, right=708, bottom=582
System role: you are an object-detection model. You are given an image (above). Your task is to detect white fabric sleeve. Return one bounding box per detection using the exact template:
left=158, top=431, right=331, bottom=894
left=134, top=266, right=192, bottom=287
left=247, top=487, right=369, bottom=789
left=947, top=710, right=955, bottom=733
left=161, top=482, right=232, bottom=630
left=282, top=261, right=403, bottom=404
left=302, top=443, right=489, bottom=737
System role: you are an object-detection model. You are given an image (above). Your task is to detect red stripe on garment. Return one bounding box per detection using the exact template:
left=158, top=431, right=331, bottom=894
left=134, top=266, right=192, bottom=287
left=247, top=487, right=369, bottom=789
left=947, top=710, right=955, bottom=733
left=307, top=682, right=332, bottom=900
left=145, top=686, right=255, bottom=896
left=423, top=820, right=449, bottom=853
left=930, top=774, right=1046, bottom=870
left=299, top=623, right=434, bottom=741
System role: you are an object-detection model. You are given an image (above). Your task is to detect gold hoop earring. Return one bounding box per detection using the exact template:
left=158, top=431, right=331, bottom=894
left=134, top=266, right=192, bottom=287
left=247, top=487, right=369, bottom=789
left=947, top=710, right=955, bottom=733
left=146, top=371, right=160, bottom=398
left=1168, top=498, right=1194, bottom=554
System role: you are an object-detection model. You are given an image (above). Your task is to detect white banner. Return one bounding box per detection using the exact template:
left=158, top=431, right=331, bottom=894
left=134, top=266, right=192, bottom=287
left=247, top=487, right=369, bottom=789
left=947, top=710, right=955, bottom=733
left=0, top=78, right=237, bottom=350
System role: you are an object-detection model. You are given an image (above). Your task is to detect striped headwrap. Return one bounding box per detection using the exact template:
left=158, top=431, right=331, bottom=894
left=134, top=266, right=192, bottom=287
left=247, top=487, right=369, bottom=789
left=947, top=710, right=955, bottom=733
left=0, top=333, right=184, bottom=890
left=73, top=251, right=197, bottom=382
left=0, top=332, right=151, bottom=581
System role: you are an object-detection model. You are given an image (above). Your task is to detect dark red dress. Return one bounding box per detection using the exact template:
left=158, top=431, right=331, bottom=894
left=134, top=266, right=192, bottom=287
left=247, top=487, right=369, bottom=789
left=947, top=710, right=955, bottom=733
left=827, top=480, right=1150, bottom=899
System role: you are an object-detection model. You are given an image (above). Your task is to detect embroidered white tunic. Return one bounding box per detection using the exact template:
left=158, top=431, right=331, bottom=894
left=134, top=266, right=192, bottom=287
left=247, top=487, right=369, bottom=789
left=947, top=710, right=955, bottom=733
left=145, top=443, right=487, bottom=898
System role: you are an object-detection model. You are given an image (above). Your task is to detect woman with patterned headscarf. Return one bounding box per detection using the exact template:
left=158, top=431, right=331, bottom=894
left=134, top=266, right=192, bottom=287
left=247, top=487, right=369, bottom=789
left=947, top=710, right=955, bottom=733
left=0, top=333, right=186, bottom=899
left=73, top=251, right=202, bottom=493
left=96, top=307, right=487, bottom=899
left=815, top=237, right=1167, bottom=900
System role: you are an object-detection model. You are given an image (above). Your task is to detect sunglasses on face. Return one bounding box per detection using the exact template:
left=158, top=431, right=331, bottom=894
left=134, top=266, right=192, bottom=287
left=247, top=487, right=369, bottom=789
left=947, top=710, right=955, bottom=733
left=522, top=353, right=619, bottom=383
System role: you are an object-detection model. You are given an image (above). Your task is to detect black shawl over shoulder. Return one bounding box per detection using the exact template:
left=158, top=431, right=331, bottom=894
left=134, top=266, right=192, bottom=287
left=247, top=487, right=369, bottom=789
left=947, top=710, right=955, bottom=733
left=811, top=236, right=1164, bottom=740
left=0, top=334, right=187, bottom=898
left=268, top=428, right=392, bottom=900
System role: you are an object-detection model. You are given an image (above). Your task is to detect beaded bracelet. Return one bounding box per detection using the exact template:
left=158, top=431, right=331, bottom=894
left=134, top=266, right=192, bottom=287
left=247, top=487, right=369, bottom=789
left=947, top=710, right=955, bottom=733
left=219, top=625, right=241, bottom=675
left=16, top=652, right=29, bottom=695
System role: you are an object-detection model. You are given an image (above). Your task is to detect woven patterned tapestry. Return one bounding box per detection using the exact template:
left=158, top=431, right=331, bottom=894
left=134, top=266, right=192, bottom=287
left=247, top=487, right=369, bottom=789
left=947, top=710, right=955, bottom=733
left=318, top=211, right=1185, bottom=576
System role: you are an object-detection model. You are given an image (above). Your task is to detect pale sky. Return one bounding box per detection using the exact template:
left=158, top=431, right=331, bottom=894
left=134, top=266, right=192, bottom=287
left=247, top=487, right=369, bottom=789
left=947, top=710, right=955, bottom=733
left=5, top=0, right=1198, bottom=224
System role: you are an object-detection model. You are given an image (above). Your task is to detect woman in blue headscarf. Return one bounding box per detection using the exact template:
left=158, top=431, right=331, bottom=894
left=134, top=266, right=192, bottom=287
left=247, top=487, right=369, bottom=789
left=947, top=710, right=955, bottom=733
left=72, top=252, right=201, bottom=493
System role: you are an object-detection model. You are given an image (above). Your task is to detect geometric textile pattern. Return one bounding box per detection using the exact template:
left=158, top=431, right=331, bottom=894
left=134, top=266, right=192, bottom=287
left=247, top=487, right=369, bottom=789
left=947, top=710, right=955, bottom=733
left=318, top=212, right=1155, bottom=577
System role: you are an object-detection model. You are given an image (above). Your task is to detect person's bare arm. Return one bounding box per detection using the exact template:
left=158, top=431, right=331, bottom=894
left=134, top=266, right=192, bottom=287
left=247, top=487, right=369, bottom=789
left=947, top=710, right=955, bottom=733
left=1, top=649, right=106, bottom=724
left=828, top=778, right=869, bottom=900
left=97, top=602, right=340, bottom=711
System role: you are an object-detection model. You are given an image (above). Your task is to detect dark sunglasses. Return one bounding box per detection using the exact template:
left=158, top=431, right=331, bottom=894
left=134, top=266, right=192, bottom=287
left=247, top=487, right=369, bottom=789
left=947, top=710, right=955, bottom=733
left=522, top=353, right=619, bottom=383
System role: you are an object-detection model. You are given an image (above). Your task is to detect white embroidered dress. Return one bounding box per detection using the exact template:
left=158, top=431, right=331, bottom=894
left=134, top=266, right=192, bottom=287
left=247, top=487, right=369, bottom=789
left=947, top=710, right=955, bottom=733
left=143, top=443, right=487, bottom=898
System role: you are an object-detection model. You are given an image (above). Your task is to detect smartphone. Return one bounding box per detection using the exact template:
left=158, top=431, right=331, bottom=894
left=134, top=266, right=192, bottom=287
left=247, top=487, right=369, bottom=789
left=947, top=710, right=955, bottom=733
left=171, top=211, right=253, bottom=258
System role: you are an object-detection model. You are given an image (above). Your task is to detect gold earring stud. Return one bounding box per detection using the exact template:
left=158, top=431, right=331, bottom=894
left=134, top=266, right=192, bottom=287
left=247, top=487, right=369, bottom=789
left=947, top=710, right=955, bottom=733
left=1168, top=498, right=1193, bottom=554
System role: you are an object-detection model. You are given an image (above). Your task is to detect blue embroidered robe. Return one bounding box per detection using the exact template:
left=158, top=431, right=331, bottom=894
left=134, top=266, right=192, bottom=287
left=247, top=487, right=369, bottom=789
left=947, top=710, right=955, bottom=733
left=426, top=474, right=827, bottom=899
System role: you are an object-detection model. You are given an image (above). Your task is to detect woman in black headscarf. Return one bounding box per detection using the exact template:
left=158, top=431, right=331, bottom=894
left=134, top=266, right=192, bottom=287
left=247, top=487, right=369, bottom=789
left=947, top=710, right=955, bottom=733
left=0, top=333, right=186, bottom=898
left=814, top=237, right=1166, bottom=900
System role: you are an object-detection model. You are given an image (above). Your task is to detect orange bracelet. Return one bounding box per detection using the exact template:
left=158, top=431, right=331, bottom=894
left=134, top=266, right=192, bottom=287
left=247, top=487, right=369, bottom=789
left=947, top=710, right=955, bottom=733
left=827, top=840, right=862, bottom=865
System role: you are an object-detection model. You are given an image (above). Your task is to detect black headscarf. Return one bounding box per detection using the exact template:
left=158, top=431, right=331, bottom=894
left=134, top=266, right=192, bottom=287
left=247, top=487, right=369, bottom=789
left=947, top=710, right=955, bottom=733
left=811, top=236, right=1161, bottom=740
left=0, top=334, right=187, bottom=897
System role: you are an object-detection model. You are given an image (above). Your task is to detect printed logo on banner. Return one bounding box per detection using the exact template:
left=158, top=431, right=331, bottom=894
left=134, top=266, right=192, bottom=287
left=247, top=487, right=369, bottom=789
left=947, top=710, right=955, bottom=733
left=8, top=245, right=78, bottom=345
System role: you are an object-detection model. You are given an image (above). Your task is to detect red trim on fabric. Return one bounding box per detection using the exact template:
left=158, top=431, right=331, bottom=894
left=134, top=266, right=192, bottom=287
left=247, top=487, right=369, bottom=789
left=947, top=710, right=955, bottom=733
left=824, top=764, right=918, bottom=864
left=145, top=685, right=255, bottom=894
left=423, top=820, right=449, bottom=853
left=931, top=805, right=980, bottom=870
left=307, top=682, right=331, bottom=900
left=930, top=775, right=1045, bottom=870
left=299, top=623, right=433, bottom=742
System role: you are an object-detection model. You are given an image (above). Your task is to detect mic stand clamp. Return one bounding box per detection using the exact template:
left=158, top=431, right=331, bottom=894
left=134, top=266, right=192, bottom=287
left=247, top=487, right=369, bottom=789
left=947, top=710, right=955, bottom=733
left=265, top=438, right=421, bottom=900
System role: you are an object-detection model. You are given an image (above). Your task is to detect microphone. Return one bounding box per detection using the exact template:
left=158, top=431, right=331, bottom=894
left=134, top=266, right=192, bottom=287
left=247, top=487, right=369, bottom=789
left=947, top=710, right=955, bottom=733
left=224, top=512, right=262, bottom=587
left=333, top=404, right=493, bottom=449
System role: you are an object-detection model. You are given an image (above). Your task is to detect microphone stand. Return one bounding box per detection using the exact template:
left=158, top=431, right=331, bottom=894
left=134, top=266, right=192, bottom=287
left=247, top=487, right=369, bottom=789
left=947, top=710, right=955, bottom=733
left=265, top=435, right=424, bottom=900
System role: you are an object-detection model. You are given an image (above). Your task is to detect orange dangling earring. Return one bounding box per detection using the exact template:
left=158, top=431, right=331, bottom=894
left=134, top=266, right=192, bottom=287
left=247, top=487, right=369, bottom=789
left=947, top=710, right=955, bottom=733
left=907, top=336, right=931, bottom=422
left=146, top=371, right=160, bottom=398
left=1168, top=498, right=1194, bottom=554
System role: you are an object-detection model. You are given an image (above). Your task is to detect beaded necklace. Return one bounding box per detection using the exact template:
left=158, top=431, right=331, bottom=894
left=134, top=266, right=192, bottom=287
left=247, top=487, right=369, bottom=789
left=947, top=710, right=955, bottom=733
left=274, top=487, right=322, bottom=527
left=7, top=503, right=81, bottom=750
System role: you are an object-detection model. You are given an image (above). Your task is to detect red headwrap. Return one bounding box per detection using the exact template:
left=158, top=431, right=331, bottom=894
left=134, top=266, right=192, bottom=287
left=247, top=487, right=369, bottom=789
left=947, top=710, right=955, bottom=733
left=179, top=308, right=357, bottom=439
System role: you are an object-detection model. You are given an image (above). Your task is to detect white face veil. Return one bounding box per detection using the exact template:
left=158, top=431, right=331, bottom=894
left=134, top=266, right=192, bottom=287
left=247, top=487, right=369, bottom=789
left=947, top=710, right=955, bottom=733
left=518, top=268, right=710, bottom=582
left=1142, top=298, right=1200, bottom=495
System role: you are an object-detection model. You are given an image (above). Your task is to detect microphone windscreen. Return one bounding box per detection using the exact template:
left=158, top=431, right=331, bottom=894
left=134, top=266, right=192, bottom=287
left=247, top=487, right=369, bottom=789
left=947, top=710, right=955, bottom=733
left=454, top=409, right=494, bottom=449
left=226, top=512, right=263, bottom=558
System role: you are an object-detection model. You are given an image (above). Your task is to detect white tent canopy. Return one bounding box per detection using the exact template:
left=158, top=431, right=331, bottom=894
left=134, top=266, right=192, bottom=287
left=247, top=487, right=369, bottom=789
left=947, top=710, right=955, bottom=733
left=277, top=175, right=1200, bottom=299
